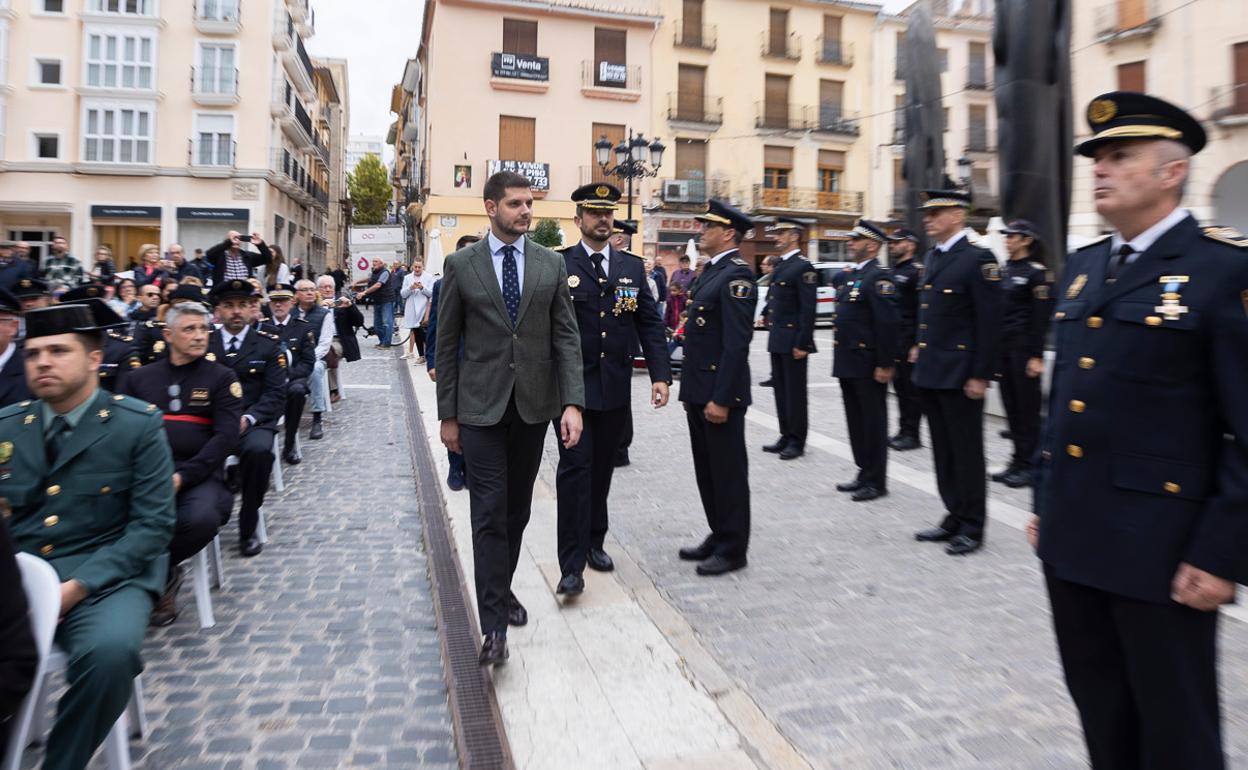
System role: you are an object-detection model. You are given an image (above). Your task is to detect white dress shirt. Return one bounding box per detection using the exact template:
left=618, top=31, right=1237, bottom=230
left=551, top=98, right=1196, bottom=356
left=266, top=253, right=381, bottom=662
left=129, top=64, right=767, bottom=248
left=1110, top=206, right=1190, bottom=261
left=779, top=249, right=800, bottom=262
left=0, top=342, right=14, bottom=371
left=936, top=231, right=967, bottom=253
left=487, top=231, right=526, bottom=292
left=709, top=249, right=736, bottom=266
left=221, top=325, right=249, bottom=350
left=581, top=241, right=611, bottom=274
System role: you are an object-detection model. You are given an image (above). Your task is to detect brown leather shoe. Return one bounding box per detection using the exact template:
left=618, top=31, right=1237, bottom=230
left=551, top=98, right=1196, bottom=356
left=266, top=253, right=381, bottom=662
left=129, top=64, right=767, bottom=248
left=150, top=567, right=184, bottom=627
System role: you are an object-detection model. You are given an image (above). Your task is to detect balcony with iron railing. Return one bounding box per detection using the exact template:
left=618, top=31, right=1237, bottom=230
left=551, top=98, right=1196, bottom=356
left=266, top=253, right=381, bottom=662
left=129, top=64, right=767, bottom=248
left=756, top=102, right=807, bottom=131
left=761, top=32, right=801, bottom=61
left=188, top=138, right=236, bottom=177
left=1210, top=83, right=1248, bottom=126
left=966, top=66, right=991, bottom=90
left=752, top=185, right=863, bottom=214
left=274, top=8, right=315, bottom=97
left=892, top=189, right=908, bottom=212
left=966, top=128, right=994, bottom=153
left=194, top=0, right=240, bottom=33
left=657, top=177, right=731, bottom=206
left=581, top=60, right=641, bottom=100
left=667, top=92, right=724, bottom=127
left=808, top=107, right=861, bottom=138
left=1094, top=0, right=1162, bottom=41
left=674, top=22, right=716, bottom=51
left=816, top=38, right=852, bottom=67
left=191, top=65, right=240, bottom=106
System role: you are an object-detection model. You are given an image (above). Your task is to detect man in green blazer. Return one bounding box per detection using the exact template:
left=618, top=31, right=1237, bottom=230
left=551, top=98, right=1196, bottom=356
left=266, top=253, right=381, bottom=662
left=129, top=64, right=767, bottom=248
left=436, top=170, right=585, bottom=666
left=1, top=300, right=175, bottom=770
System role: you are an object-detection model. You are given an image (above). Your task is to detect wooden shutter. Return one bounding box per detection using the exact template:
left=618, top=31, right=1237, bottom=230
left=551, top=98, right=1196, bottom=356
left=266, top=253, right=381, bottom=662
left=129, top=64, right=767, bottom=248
left=968, top=105, right=988, bottom=149
left=595, top=28, right=626, bottom=67
left=499, top=115, right=535, bottom=162
left=764, top=145, right=793, bottom=168
left=765, top=74, right=789, bottom=127
left=823, top=15, right=841, bottom=44
left=675, top=139, right=708, bottom=179
left=590, top=122, right=624, bottom=184
left=682, top=0, right=703, bottom=44
left=968, top=41, right=986, bottom=83
left=895, top=32, right=906, bottom=79
left=818, top=149, right=845, bottom=170
left=677, top=64, right=706, bottom=121
left=819, top=80, right=844, bottom=121
left=769, top=8, right=788, bottom=56
left=1235, top=42, right=1248, bottom=114
left=502, top=19, right=538, bottom=56
left=1118, top=0, right=1146, bottom=29
left=1117, top=61, right=1145, bottom=92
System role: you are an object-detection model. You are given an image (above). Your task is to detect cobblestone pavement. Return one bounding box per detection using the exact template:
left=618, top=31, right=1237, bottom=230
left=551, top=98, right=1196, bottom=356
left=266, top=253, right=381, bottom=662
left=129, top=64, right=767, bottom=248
left=586, top=329, right=1248, bottom=769
left=24, top=344, right=458, bottom=770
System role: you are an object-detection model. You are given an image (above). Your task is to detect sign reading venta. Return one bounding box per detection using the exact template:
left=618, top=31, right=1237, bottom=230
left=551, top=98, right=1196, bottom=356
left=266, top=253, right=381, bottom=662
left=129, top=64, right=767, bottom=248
left=492, top=52, right=549, bottom=82
left=487, top=160, right=550, bottom=191
left=598, top=61, right=627, bottom=85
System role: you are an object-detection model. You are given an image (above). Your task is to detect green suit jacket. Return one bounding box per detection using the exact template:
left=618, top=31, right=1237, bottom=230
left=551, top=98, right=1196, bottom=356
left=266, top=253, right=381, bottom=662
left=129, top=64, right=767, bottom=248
left=435, top=237, right=585, bottom=425
left=0, top=389, right=175, bottom=602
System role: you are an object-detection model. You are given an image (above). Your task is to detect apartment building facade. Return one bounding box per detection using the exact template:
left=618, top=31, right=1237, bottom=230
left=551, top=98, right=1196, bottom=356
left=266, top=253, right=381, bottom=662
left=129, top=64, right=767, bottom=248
left=346, top=133, right=384, bottom=176
left=0, top=0, right=343, bottom=271
left=317, top=57, right=350, bottom=270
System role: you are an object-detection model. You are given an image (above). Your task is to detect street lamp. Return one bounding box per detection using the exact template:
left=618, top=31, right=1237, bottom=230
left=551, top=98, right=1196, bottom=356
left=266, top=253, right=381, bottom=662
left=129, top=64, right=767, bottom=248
left=594, top=128, right=665, bottom=224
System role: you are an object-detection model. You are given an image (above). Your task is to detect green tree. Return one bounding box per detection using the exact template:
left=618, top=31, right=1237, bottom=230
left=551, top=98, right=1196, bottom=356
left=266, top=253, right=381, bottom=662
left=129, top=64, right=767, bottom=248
left=530, top=218, right=563, bottom=248
left=347, top=153, right=391, bottom=225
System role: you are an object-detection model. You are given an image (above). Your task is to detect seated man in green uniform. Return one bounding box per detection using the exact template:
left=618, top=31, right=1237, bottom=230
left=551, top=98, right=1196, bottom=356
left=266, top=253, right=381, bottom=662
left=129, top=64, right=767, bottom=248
left=0, top=300, right=175, bottom=770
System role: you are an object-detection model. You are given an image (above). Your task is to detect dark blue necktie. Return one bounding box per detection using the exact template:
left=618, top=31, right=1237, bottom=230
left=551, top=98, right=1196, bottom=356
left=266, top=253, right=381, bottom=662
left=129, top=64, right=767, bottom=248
left=501, top=245, right=520, bottom=324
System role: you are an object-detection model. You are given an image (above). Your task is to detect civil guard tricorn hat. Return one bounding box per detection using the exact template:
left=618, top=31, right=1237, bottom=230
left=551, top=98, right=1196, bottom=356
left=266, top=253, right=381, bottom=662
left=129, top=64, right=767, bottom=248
left=13, top=278, right=50, bottom=299
left=25, top=298, right=125, bottom=339
left=0, top=289, right=21, bottom=315
left=1076, top=91, right=1206, bottom=157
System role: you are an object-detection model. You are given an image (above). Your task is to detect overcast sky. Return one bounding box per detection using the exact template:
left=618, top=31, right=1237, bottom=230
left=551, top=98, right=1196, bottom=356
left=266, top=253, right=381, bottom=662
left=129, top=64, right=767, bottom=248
left=308, top=0, right=913, bottom=142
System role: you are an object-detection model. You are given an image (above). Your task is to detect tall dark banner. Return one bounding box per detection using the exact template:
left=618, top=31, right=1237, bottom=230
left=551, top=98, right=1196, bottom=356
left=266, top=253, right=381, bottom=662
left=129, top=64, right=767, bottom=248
left=994, top=0, right=1073, bottom=274
left=903, top=4, right=947, bottom=254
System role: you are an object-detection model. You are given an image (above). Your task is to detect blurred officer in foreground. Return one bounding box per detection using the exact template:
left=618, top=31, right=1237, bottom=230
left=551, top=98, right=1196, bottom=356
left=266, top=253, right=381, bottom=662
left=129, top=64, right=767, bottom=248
left=14, top=278, right=51, bottom=313
left=677, top=200, right=755, bottom=577
left=887, top=228, right=923, bottom=450
left=761, top=217, right=817, bottom=461
left=59, top=284, right=140, bottom=393
left=0, top=289, right=30, bottom=407
left=267, top=283, right=317, bottom=464
left=1033, top=91, right=1248, bottom=770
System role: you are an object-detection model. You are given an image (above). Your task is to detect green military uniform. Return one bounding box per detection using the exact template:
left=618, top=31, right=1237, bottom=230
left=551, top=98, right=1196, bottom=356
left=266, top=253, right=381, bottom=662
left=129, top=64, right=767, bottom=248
left=1, top=383, right=174, bottom=768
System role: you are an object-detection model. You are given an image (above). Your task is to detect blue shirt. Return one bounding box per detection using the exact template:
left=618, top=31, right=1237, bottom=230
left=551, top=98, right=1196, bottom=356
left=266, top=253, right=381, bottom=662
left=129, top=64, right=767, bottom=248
left=486, top=232, right=526, bottom=293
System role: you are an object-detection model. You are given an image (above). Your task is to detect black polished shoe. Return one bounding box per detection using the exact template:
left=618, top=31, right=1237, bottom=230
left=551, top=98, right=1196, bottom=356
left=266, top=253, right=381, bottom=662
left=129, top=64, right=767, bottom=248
left=914, top=526, right=955, bottom=543
left=762, top=438, right=788, bottom=453
left=889, top=435, right=921, bottom=451
left=586, top=548, right=615, bottom=572
left=679, top=541, right=714, bottom=562
left=309, top=415, right=324, bottom=441
left=556, top=573, right=585, bottom=596
left=990, top=465, right=1015, bottom=483
left=1002, top=468, right=1034, bottom=488
left=696, top=554, right=747, bottom=576
left=835, top=479, right=864, bottom=493
left=779, top=445, right=804, bottom=461
left=150, top=567, right=184, bottom=627
left=283, top=448, right=302, bottom=465
left=851, top=486, right=887, bottom=502
left=240, top=536, right=264, bottom=557
left=478, top=632, right=508, bottom=666
left=945, top=535, right=983, bottom=556
left=447, top=472, right=466, bottom=491
left=507, top=593, right=528, bottom=627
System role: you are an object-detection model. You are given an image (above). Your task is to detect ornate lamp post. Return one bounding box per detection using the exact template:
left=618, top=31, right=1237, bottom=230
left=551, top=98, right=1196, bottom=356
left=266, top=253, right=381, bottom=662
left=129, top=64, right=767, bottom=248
left=594, top=129, right=665, bottom=225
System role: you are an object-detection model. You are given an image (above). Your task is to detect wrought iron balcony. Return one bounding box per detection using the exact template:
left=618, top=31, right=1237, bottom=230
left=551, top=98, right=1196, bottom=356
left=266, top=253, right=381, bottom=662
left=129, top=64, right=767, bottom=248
left=816, top=38, right=852, bottom=67
left=1209, top=83, right=1248, bottom=125
left=668, top=92, right=724, bottom=126
left=756, top=102, right=806, bottom=131
left=751, top=185, right=863, bottom=215
left=808, top=107, right=861, bottom=137
left=1094, top=0, right=1162, bottom=41
left=761, top=32, right=801, bottom=61
left=674, top=22, right=716, bottom=51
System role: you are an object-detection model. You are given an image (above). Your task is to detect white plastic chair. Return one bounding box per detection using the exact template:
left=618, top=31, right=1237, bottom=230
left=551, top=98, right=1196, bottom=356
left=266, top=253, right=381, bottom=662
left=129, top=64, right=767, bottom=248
left=4, top=554, right=145, bottom=770
left=189, top=536, right=222, bottom=629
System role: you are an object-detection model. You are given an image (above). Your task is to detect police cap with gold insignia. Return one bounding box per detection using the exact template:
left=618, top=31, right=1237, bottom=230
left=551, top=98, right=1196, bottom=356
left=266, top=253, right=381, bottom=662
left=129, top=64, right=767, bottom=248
left=847, top=219, right=888, bottom=243
left=572, top=183, right=622, bottom=210
left=695, top=198, right=753, bottom=236
left=769, top=217, right=807, bottom=233
left=1076, top=91, right=1206, bottom=158
left=888, top=227, right=920, bottom=243
left=13, top=277, right=50, bottom=299
left=267, top=282, right=297, bottom=301
left=0, top=288, right=21, bottom=315
left=1001, top=219, right=1039, bottom=238
left=58, top=284, right=109, bottom=303
left=612, top=220, right=637, bottom=237
left=25, top=298, right=125, bottom=338
left=168, top=284, right=209, bottom=304
left=918, top=189, right=973, bottom=210
left=208, top=278, right=260, bottom=304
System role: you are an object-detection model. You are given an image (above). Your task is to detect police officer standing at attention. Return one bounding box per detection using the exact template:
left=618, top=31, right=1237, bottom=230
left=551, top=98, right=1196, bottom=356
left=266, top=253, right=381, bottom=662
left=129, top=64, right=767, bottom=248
left=267, top=283, right=317, bottom=464
left=0, top=288, right=30, bottom=407
left=1032, top=92, right=1248, bottom=769
left=833, top=221, right=898, bottom=501
left=886, top=228, right=923, bottom=451
left=608, top=218, right=642, bottom=469
left=58, top=284, right=141, bottom=392
left=554, top=184, right=670, bottom=596
left=760, top=217, right=817, bottom=460
left=992, top=220, right=1052, bottom=489
left=678, top=199, right=756, bottom=576
left=910, top=189, right=1002, bottom=556
left=208, top=279, right=287, bottom=556
left=121, top=300, right=241, bottom=625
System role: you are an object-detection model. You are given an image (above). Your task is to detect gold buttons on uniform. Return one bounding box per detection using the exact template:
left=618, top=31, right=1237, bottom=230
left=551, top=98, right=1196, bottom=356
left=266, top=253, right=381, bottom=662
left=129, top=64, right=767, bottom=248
left=858, top=342, right=866, bottom=348
left=919, top=324, right=927, bottom=330
left=100, top=486, right=111, bottom=494
left=1078, top=357, right=1095, bottom=370
left=918, top=342, right=928, bottom=349
left=1145, top=316, right=1162, bottom=326
left=1054, top=311, right=1066, bottom=320
left=1086, top=316, right=1103, bottom=328
left=924, top=284, right=932, bottom=290
left=920, top=303, right=929, bottom=310
left=956, top=344, right=967, bottom=350
left=1069, top=400, right=1086, bottom=413
left=44, top=515, right=59, bottom=527
left=942, top=289, right=953, bottom=294
left=600, top=331, right=606, bottom=338
left=1163, top=482, right=1181, bottom=494
left=40, top=545, right=53, bottom=555
left=47, top=485, right=61, bottom=496
left=599, top=311, right=605, bottom=318
left=1066, top=444, right=1083, bottom=458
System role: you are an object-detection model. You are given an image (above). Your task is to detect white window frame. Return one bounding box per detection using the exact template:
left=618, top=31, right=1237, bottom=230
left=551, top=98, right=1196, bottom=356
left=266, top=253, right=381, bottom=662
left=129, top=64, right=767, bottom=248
left=0, top=24, right=10, bottom=88
left=86, top=0, right=158, bottom=17
left=30, top=130, right=62, bottom=161
left=35, top=0, right=68, bottom=16
left=196, top=0, right=240, bottom=22
left=0, top=98, right=8, bottom=162
left=31, top=56, right=64, bottom=88
left=82, top=25, right=157, bottom=93
left=195, top=40, right=239, bottom=95
left=81, top=98, right=156, bottom=165
left=192, top=111, right=235, bottom=166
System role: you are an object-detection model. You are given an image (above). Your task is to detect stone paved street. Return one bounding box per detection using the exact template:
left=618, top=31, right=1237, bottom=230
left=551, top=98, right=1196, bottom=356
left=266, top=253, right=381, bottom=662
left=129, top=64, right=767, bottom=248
left=23, top=344, right=458, bottom=770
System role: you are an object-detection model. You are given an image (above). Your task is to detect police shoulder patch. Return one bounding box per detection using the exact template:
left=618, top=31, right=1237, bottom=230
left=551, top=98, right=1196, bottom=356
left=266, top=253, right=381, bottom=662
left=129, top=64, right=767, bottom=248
left=876, top=279, right=896, bottom=296
left=229, top=381, right=243, bottom=398
left=1033, top=285, right=1050, bottom=300
left=802, top=270, right=818, bottom=284
left=729, top=280, right=753, bottom=299
left=981, top=263, right=1001, bottom=282
left=731, top=257, right=749, bottom=267
left=1030, top=261, right=1046, bottom=272
left=1201, top=226, right=1248, bottom=248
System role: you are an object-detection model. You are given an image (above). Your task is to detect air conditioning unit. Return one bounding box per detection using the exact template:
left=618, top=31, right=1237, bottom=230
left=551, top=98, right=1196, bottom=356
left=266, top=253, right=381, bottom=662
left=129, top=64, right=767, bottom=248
left=664, top=180, right=690, bottom=202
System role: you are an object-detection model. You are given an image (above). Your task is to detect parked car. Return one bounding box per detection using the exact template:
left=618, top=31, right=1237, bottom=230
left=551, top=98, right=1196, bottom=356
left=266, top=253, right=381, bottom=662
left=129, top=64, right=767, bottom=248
left=813, top=262, right=853, bottom=326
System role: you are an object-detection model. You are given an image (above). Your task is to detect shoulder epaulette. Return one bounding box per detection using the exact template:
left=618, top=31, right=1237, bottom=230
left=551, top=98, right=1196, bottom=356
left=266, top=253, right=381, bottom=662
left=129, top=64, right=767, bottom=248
left=620, top=250, right=643, bottom=261
left=0, top=400, right=36, bottom=420
left=145, top=320, right=164, bottom=328
left=1030, top=261, right=1046, bottom=271
left=1074, top=234, right=1112, bottom=252
left=1201, top=226, right=1248, bottom=248
left=108, top=393, right=161, bottom=416
left=257, top=329, right=280, bottom=341
left=731, top=257, right=749, bottom=267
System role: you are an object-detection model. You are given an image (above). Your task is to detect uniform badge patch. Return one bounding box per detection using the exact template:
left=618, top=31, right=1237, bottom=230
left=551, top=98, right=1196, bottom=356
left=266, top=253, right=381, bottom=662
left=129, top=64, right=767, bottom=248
left=568, top=275, right=581, bottom=288
left=153, top=341, right=165, bottom=353
left=230, top=382, right=243, bottom=398
left=981, top=263, right=1001, bottom=282
left=1202, top=226, right=1248, bottom=248
left=1033, top=285, right=1050, bottom=300
left=206, top=352, right=217, bottom=362
left=729, top=280, right=753, bottom=299
left=876, top=280, right=896, bottom=296
left=0, top=441, right=12, bottom=464
left=1066, top=274, right=1088, bottom=299
left=803, top=271, right=818, bottom=284
left=191, top=388, right=210, bottom=402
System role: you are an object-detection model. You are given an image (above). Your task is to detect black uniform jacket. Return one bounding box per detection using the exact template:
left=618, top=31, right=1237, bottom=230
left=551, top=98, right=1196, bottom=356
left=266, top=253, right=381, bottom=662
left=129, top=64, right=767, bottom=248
left=99, top=328, right=141, bottom=393
left=1035, top=215, right=1248, bottom=602
left=766, top=252, right=818, bottom=355
left=891, top=257, right=922, bottom=352
left=271, top=317, right=318, bottom=382
left=1000, top=258, right=1054, bottom=358
left=559, top=244, right=671, bottom=412
left=912, top=236, right=1003, bottom=389
left=121, top=356, right=241, bottom=488
left=678, top=251, right=756, bottom=408
left=832, top=261, right=900, bottom=379
left=0, top=344, right=31, bottom=408
left=207, top=324, right=287, bottom=429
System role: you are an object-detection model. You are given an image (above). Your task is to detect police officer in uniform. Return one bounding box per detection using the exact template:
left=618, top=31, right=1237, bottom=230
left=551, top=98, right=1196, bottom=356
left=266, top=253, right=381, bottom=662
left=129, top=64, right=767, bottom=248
left=1, top=301, right=175, bottom=770
left=208, top=279, right=287, bottom=557
left=553, top=184, right=670, bottom=595
left=267, top=283, right=318, bottom=464
left=910, top=189, right=1003, bottom=556
left=761, top=217, right=817, bottom=461
left=833, top=221, right=899, bottom=501
left=58, top=284, right=140, bottom=392
left=677, top=199, right=755, bottom=576
left=132, top=281, right=209, bottom=365
left=608, top=218, right=642, bottom=469
left=1033, top=92, right=1248, bottom=770
left=992, top=220, right=1053, bottom=488
left=121, top=300, right=240, bottom=625
left=0, top=288, right=30, bottom=407
left=14, top=277, right=51, bottom=313
left=887, top=228, right=923, bottom=450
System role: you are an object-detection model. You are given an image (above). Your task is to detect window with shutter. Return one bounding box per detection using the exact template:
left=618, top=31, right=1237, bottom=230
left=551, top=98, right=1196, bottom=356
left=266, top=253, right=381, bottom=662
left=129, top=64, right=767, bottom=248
left=499, top=115, right=535, bottom=162
left=968, top=105, right=988, bottom=150
left=675, top=139, right=709, bottom=199
left=821, top=15, right=843, bottom=63
left=502, top=19, right=538, bottom=56
left=763, top=145, right=792, bottom=207
left=1117, top=60, right=1145, bottom=92
left=682, top=0, right=703, bottom=46
left=768, top=9, right=788, bottom=57
left=819, top=80, right=844, bottom=129
left=764, top=74, right=790, bottom=129
left=1234, top=42, right=1248, bottom=114
left=590, top=122, right=624, bottom=185
left=594, top=28, right=627, bottom=88
left=677, top=65, right=707, bottom=121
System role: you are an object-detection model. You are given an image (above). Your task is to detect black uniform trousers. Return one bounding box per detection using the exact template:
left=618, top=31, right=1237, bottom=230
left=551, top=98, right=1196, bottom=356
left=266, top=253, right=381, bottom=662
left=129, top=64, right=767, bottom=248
left=238, top=426, right=276, bottom=540
left=616, top=410, right=633, bottom=463
left=1045, top=566, right=1223, bottom=770
left=771, top=353, right=808, bottom=449
left=459, top=397, right=548, bottom=635
left=920, top=388, right=986, bottom=539
left=893, top=356, right=922, bottom=440
left=840, top=377, right=888, bottom=489
left=284, top=377, right=309, bottom=449
left=685, top=404, right=750, bottom=559
left=999, top=348, right=1042, bottom=470
left=554, top=406, right=629, bottom=577
left=169, top=478, right=232, bottom=566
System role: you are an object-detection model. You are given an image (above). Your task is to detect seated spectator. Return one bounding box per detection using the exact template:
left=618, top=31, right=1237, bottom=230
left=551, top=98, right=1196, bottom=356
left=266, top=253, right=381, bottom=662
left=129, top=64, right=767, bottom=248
left=0, top=240, right=37, bottom=294
left=121, top=301, right=240, bottom=625
left=167, top=243, right=199, bottom=282
left=59, top=285, right=141, bottom=394
left=266, top=283, right=316, bottom=463
left=0, top=517, right=38, bottom=738
left=86, top=247, right=116, bottom=284
left=112, top=277, right=139, bottom=318
left=133, top=283, right=211, bottom=364
left=293, top=279, right=334, bottom=440
left=0, top=289, right=30, bottom=408
left=316, top=274, right=363, bottom=403
left=207, top=231, right=271, bottom=286
left=1, top=300, right=175, bottom=770
left=129, top=281, right=162, bottom=323
left=161, top=279, right=181, bottom=305
left=39, top=235, right=85, bottom=289
left=14, top=278, right=52, bottom=313
left=131, top=244, right=170, bottom=289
